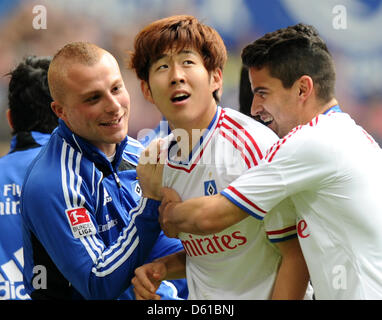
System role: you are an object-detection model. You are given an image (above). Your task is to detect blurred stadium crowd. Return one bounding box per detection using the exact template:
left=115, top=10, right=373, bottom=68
left=1, top=0, right=381, bottom=156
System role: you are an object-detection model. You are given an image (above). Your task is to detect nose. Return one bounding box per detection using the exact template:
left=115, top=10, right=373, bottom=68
left=170, top=64, right=185, bottom=85
left=250, top=95, right=263, bottom=116
left=105, top=92, right=123, bottom=114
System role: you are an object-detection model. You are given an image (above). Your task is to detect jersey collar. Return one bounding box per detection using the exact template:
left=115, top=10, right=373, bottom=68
left=167, top=106, right=222, bottom=169
left=323, top=104, right=342, bottom=115
left=57, top=119, right=128, bottom=170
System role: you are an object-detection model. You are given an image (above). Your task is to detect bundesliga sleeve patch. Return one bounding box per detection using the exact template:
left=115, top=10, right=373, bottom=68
left=65, top=207, right=96, bottom=239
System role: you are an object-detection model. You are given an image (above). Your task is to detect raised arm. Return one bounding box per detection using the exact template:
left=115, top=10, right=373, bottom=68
left=159, top=188, right=249, bottom=237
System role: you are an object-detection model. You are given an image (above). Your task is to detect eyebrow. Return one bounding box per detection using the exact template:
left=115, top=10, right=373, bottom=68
left=80, top=90, right=100, bottom=99
left=252, top=86, right=269, bottom=94
left=155, top=49, right=197, bottom=62
left=179, top=50, right=197, bottom=56
left=79, top=79, right=122, bottom=99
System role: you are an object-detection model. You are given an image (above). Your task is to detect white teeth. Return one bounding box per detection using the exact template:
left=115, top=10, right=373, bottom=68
left=262, top=116, right=273, bottom=123
left=103, top=119, right=119, bottom=125
left=173, top=93, right=188, bottom=98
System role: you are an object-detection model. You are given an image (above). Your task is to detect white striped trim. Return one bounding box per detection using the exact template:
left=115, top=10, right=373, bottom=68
left=59, top=141, right=147, bottom=278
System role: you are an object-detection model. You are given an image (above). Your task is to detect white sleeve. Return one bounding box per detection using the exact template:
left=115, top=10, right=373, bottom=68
left=221, top=126, right=336, bottom=220
left=263, top=198, right=298, bottom=243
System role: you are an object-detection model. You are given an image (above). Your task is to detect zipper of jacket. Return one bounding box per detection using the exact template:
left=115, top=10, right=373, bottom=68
left=113, top=172, right=122, bottom=188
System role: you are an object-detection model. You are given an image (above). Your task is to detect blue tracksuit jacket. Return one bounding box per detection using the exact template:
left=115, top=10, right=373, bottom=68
left=0, top=131, right=50, bottom=299
left=21, top=120, right=187, bottom=299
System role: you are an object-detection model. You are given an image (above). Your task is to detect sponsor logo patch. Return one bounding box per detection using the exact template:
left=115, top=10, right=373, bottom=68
left=66, top=207, right=96, bottom=239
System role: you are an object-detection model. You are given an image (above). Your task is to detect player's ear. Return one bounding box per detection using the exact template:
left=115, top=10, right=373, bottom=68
left=210, top=68, right=223, bottom=94
left=6, top=109, right=14, bottom=130
left=140, top=80, right=154, bottom=104
left=51, top=101, right=65, bottom=120
left=296, top=75, right=314, bottom=102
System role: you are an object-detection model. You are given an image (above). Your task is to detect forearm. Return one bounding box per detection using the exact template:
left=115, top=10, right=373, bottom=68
left=153, top=250, right=187, bottom=280
left=162, top=193, right=248, bottom=236
left=78, top=198, right=162, bottom=299
left=272, top=259, right=309, bottom=300
left=271, top=239, right=310, bottom=300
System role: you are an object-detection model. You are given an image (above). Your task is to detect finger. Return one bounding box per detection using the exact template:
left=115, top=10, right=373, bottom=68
left=154, top=162, right=164, bottom=198
left=139, top=139, right=162, bottom=165
left=132, top=275, right=157, bottom=299
left=160, top=200, right=181, bottom=238
left=138, top=274, right=157, bottom=294
left=161, top=187, right=182, bottom=202
left=152, top=139, right=163, bottom=163
left=159, top=203, right=175, bottom=237
left=135, top=265, right=164, bottom=293
left=159, top=194, right=172, bottom=214
left=158, top=137, right=171, bottom=164
left=133, top=284, right=159, bottom=300
left=138, top=147, right=150, bottom=165
left=155, top=160, right=164, bottom=177
left=133, top=287, right=145, bottom=300
left=159, top=200, right=172, bottom=226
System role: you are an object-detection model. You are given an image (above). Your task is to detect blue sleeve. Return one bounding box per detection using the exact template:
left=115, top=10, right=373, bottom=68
left=123, top=232, right=188, bottom=300
left=147, top=232, right=188, bottom=300
left=22, top=188, right=161, bottom=299
left=85, top=198, right=162, bottom=299
left=146, top=231, right=184, bottom=261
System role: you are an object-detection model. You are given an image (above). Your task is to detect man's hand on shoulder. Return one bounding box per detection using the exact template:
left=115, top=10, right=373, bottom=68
left=137, top=139, right=166, bottom=201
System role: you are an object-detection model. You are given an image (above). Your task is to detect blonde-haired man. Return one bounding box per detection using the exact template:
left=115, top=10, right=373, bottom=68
left=21, top=42, right=185, bottom=300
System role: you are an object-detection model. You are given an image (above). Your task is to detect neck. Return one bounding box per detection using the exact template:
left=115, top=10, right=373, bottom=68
left=170, top=127, right=208, bottom=158
left=316, top=98, right=339, bottom=116
left=101, top=144, right=117, bottom=158
left=171, top=104, right=217, bottom=155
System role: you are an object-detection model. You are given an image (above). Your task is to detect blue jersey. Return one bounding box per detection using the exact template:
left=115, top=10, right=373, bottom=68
left=21, top=120, right=187, bottom=299
left=0, top=131, right=50, bottom=300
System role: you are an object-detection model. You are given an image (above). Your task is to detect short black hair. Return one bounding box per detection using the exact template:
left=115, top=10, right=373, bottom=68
left=239, top=66, right=253, bottom=117
left=241, top=23, right=336, bottom=103
left=7, top=55, right=58, bottom=134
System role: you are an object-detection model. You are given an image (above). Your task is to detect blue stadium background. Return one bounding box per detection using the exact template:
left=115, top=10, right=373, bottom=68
left=1, top=0, right=381, bottom=154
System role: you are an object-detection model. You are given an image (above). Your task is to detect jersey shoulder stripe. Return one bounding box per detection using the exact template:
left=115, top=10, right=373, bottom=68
left=219, top=129, right=251, bottom=168
left=218, top=109, right=272, bottom=168
left=219, top=113, right=257, bottom=168
left=127, top=136, right=143, bottom=149
left=221, top=111, right=264, bottom=160
left=265, top=112, right=341, bottom=163
left=123, top=137, right=144, bottom=166
left=362, top=128, right=378, bottom=145
left=265, top=125, right=303, bottom=163
left=308, top=116, right=319, bottom=126
left=221, top=185, right=267, bottom=220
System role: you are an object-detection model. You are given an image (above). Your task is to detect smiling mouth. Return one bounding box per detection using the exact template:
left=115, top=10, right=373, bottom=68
left=100, top=116, right=122, bottom=126
left=253, top=114, right=273, bottom=127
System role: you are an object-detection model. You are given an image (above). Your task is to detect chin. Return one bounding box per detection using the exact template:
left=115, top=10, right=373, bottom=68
left=110, top=131, right=128, bottom=144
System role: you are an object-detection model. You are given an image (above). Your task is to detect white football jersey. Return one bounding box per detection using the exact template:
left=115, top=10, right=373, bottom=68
left=223, top=108, right=382, bottom=299
left=163, top=106, right=298, bottom=299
